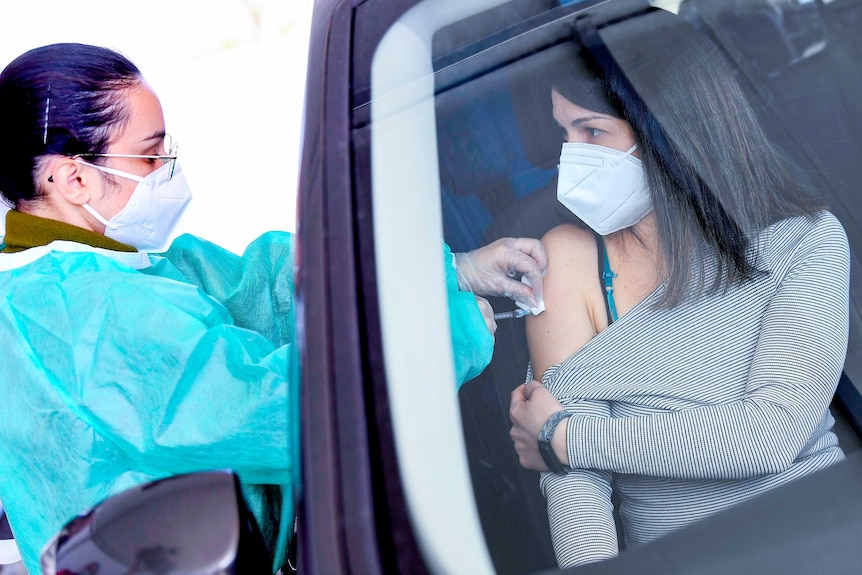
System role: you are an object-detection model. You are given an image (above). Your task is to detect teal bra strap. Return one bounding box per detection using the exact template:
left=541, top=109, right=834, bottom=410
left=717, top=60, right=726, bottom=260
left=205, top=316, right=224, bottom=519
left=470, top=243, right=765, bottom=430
left=602, top=250, right=619, bottom=322
left=598, top=236, right=619, bottom=323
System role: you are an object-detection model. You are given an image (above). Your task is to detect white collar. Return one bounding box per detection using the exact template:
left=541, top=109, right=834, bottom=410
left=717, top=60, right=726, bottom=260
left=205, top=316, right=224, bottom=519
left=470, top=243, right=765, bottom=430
left=0, top=240, right=152, bottom=272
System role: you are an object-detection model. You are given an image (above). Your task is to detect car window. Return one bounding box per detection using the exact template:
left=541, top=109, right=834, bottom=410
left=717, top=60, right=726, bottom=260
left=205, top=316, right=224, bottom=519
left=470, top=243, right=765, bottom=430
left=356, top=0, right=862, bottom=572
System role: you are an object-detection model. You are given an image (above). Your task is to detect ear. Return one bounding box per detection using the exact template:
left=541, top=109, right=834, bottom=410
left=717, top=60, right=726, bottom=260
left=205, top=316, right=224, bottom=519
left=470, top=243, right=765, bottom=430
left=49, top=158, right=100, bottom=206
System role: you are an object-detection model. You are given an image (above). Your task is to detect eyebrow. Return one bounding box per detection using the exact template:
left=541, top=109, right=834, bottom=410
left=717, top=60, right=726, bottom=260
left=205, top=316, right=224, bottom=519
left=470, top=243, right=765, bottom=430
left=140, top=130, right=166, bottom=143
left=553, top=114, right=613, bottom=130
left=569, top=115, right=612, bottom=127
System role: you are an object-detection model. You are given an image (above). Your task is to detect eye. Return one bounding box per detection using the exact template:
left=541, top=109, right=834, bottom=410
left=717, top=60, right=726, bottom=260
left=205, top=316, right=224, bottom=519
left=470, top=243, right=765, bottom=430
left=585, top=127, right=605, bottom=138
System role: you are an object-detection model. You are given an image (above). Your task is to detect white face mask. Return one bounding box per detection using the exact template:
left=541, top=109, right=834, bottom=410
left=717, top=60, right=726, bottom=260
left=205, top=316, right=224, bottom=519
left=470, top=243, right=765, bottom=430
left=556, top=142, right=652, bottom=235
left=78, top=159, right=192, bottom=251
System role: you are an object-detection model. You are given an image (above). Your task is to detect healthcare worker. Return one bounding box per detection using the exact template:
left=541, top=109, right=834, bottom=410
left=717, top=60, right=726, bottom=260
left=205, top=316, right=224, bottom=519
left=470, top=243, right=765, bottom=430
left=0, top=43, right=545, bottom=574
left=0, top=42, right=298, bottom=575
left=447, top=236, right=548, bottom=385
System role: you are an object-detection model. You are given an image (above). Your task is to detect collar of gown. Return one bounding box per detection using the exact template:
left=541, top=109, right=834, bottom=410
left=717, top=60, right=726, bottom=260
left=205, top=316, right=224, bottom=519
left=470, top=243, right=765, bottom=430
left=0, top=210, right=151, bottom=272
left=1, top=210, right=136, bottom=253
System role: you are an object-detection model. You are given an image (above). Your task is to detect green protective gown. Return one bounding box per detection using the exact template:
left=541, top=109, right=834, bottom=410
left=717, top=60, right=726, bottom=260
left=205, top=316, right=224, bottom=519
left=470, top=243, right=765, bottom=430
left=0, top=231, right=298, bottom=575
left=443, top=243, right=495, bottom=388
left=0, top=223, right=493, bottom=574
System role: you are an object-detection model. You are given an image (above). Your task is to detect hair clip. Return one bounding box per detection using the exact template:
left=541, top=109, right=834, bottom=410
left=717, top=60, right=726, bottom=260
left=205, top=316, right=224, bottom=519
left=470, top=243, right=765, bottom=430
left=43, top=85, right=51, bottom=145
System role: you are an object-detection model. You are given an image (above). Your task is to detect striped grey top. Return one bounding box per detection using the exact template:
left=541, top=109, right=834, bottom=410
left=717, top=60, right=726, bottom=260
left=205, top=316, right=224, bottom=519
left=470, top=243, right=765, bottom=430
left=537, top=211, right=850, bottom=568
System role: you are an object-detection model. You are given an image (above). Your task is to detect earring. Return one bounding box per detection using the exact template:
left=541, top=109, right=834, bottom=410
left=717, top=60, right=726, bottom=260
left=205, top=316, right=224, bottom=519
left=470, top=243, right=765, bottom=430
left=48, top=175, right=54, bottom=183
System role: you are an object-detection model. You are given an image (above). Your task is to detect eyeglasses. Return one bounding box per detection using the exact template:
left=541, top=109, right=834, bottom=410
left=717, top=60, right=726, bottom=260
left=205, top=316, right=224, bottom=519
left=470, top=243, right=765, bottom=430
left=73, top=134, right=179, bottom=179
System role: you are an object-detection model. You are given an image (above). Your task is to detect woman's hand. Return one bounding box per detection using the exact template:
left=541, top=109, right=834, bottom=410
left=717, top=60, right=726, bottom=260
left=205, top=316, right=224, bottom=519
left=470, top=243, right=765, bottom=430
left=453, top=237, right=548, bottom=312
left=509, top=380, right=568, bottom=471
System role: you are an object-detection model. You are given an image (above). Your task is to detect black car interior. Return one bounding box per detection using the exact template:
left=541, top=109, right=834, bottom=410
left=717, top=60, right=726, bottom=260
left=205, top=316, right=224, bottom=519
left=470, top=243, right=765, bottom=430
left=432, top=1, right=862, bottom=573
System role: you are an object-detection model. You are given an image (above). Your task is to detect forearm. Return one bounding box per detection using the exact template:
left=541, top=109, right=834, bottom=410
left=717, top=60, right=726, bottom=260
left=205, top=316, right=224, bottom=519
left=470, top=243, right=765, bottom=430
left=541, top=469, right=618, bottom=567
left=554, top=315, right=845, bottom=479
left=564, top=400, right=832, bottom=479
left=448, top=289, right=495, bottom=386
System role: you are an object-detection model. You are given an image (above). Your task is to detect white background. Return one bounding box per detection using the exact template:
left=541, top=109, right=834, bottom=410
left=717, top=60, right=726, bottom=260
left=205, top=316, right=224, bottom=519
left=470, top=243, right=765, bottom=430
left=0, top=0, right=313, bottom=254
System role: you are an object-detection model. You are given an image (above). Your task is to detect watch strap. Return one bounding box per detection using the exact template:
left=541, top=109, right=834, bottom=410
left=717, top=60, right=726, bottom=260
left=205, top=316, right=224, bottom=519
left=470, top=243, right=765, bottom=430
left=538, top=410, right=571, bottom=473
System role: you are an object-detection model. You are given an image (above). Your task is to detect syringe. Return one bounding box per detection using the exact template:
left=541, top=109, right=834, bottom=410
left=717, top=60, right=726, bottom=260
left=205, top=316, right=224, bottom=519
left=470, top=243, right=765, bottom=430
left=493, top=309, right=532, bottom=320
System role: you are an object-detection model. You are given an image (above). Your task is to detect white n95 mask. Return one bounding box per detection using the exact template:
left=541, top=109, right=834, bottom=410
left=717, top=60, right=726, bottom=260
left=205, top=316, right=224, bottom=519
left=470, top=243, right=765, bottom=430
left=78, top=159, right=192, bottom=251
left=556, top=142, right=652, bottom=235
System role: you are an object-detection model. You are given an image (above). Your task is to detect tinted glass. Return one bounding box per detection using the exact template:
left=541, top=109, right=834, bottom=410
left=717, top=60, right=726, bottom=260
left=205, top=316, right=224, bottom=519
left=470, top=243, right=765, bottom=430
left=360, top=0, right=862, bottom=572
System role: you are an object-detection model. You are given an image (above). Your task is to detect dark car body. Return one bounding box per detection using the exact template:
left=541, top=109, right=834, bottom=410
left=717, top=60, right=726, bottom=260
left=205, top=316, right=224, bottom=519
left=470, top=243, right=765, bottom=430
left=295, top=0, right=862, bottom=573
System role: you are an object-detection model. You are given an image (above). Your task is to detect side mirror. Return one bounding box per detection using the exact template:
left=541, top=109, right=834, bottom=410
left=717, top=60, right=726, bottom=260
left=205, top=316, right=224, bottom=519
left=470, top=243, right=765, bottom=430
left=40, top=470, right=270, bottom=575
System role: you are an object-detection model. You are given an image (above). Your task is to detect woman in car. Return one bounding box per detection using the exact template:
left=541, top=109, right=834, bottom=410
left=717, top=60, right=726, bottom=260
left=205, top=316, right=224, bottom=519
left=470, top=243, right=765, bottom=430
left=0, top=43, right=544, bottom=574
left=508, top=7, right=849, bottom=568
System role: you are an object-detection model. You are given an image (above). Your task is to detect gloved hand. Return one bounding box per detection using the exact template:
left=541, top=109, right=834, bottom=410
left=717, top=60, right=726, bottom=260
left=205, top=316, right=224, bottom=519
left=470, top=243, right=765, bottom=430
left=475, top=295, right=498, bottom=336
left=453, top=237, right=548, bottom=314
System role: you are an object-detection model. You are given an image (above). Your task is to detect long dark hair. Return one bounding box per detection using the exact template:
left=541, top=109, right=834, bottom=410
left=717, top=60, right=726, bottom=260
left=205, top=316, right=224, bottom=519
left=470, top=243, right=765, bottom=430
left=551, top=8, right=825, bottom=307
left=0, top=43, right=142, bottom=207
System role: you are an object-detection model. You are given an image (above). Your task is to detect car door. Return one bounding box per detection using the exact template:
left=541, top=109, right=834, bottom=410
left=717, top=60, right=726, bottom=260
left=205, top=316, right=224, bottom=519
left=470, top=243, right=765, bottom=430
left=295, top=0, right=862, bottom=573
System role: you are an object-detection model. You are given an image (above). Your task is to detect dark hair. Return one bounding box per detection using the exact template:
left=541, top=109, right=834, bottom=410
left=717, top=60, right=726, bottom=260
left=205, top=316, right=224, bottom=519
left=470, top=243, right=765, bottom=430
left=0, top=43, right=142, bottom=206
left=551, top=8, right=825, bottom=307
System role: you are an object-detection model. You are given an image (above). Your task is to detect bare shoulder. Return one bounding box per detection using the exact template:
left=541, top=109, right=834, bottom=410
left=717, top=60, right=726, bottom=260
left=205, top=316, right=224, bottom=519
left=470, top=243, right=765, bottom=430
left=539, top=224, right=598, bottom=284
left=540, top=224, right=601, bottom=299
left=526, top=223, right=603, bottom=380
left=542, top=223, right=596, bottom=255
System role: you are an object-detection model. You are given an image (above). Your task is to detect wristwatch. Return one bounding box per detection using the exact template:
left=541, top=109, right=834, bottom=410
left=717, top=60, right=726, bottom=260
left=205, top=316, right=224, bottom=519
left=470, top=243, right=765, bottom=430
left=538, top=410, right=571, bottom=474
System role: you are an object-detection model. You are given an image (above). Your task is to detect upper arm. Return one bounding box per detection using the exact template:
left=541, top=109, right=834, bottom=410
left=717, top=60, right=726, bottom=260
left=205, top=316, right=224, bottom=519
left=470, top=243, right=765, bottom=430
left=747, top=216, right=850, bottom=423
left=526, top=224, right=601, bottom=379
left=160, top=232, right=296, bottom=346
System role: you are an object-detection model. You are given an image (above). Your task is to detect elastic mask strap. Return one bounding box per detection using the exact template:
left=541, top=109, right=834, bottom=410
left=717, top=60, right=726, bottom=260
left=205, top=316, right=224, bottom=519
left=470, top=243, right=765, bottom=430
left=82, top=203, right=111, bottom=227
left=75, top=159, right=145, bottom=183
